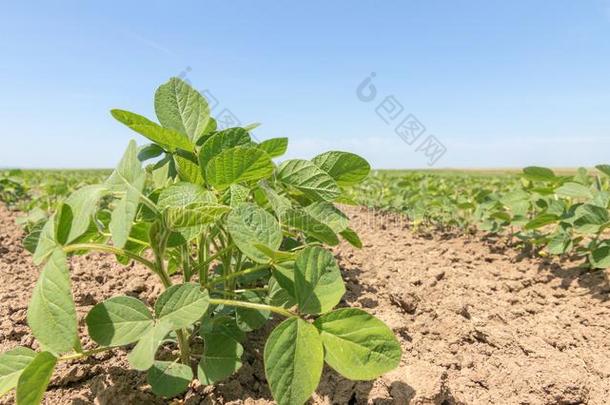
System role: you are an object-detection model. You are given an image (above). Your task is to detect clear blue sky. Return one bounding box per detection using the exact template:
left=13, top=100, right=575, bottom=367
left=1, top=1, right=609, bottom=169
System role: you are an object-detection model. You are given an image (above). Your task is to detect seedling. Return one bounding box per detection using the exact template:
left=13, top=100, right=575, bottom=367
left=0, top=78, right=401, bottom=405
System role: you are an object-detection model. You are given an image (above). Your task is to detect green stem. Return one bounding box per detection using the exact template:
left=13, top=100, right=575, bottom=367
left=59, top=346, right=116, bottom=362
left=209, top=298, right=296, bottom=318
left=205, top=264, right=269, bottom=288
left=63, top=244, right=155, bottom=270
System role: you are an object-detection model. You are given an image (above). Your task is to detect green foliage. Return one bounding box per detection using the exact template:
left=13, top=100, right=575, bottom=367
left=0, top=77, right=397, bottom=405
left=350, top=167, right=610, bottom=269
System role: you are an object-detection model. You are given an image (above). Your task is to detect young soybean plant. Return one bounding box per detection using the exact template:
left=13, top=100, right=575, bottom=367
left=0, top=78, right=401, bottom=405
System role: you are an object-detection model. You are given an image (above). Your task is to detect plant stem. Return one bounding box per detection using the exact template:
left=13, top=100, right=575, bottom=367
left=205, top=264, right=269, bottom=288
left=63, top=244, right=155, bottom=270
left=209, top=298, right=296, bottom=318
left=59, top=345, right=116, bottom=362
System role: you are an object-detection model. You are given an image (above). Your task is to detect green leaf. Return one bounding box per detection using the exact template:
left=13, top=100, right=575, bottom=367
left=27, top=249, right=78, bottom=354
left=281, top=208, right=339, bottom=246
left=23, top=221, right=45, bottom=254
left=229, top=184, right=250, bottom=207
left=258, top=137, right=288, bottom=158
left=525, top=213, right=559, bottom=230
left=227, top=203, right=282, bottom=263
left=154, top=77, right=211, bottom=141
left=595, top=164, right=610, bottom=178
left=138, top=143, right=165, bottom=161
left=304, top=202, right=349, bottom=233
left=174, top=151, right=204, bottom=185
left=206, top=146, right=273, bottom=189
left=108, top=140, right=147, bottom=248
left=198, top=333, right=244, bottom=384
left=147, top=360, right=193, bottom=398
left=311, top=151, right=370, bottom=186
left=276, top=159, right=340, bottom=201
left=0, top=347, right=36, bottom=397
left=590, top=245, right=610, bottom=269
left=556, top=182, right=593, bottom=199
left=294, top=247, right=345, bottom=315
left=313, top=308, right=401, bottom=380
left=264, top=317, right=323, bottom=405
left=574, top=204, right=610, bottom=233
left=127, top=320, right=173, bottom=371
left=199, top=315, right=246, bottom=343
left=64, top=185, right=108, bottom=243
left=54, top=203, right=72, bottom=245
left=86, top=296, right=154, bottom=346
left=259, top=182, right=292, bottom=216
left=157, top=182, right=215, bottom=210
left=340, top=227, right=363, bottom=248
left=16, top=352, right=57, bottom=405
left=269, top=276, right=297, bottom=308
left=235, top=291, right=271, bottom=332
left=32, top=216, right=57, bottom=265
left=198, top=127, right=251, bottom=167
left=155, top=283, right=210, bottom=330
left=111, top=109, right=193, bottom=151
left=165, top=204, right=230, bottom=241
left=523, top=166, right=556, bottom=181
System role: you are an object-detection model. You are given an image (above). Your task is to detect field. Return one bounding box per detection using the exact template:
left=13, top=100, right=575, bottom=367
left=1, top=79, right=609, bottom=405
left=1, top=166, right=609, bottom=404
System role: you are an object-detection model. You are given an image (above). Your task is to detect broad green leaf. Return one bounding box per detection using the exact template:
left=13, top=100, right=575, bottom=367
left=108, top=140, right=147, bottom=248
left=258, top=137, right=288, bottom=158
left=155, top=283, right=210, bottom=329
left=54, top=203, right=72, bottom=245
left=523, top=166, right=556, bottom=181
left=65, top=185, right=108, bottom=242
left=138, top=143, right=164, bottom=161
left=229, top=184, right=250, bottom=207
left=157, top=182, right=215, bottom=210
left=313, top=308, right=401, bottom=380
left=259, top=182, right=292, bottom=216
left=23, top=220, right=45, bottom=254
left=199, top=315, right=246, bottom=343
left=525, top=213, right=559, bottom=230
left=276, top=159, right=340, bottom=201
left=27, top=249, right=78, bottom=354
left=590, top=245, right=610, bottom=269
left=311, top=151, right=370, bottom=186
left=174, top=151, right=204, bottom=185
left=281, top=208, right=339, bottom=246
left=294, top=247, right=345, bottom=314
left=269, top=276, right=297, bottom=309
left=546, top=232, right=572, bottom=255
left=147, top=360, right=193, bottom=398
left=304, top=202, right=349, bottom=233
left=127, top=320, right=173, bottom=371
left=235, top=291, right=271, bottom=332
left=16, top=352, right=56, bottom=405
left=32, top=216, right=57, bottom=265
left=198, top=333, right=243, bottom=384
left=264, top=317, right=323, bottom=405
left=86, top=296, right=154, bottom=346
left=340, top=227, right=363, bottom=248
left=595, top=164, right=610, bottom=178
left=206, top=146, right=273, bottom=189
left=111, top=109, right=193, bottom=151
left=155, top=77, right=211, bottom=141
left=165, top=204, right=230, bottom=240
left=556, top=182, right=593, bottom=199
left=198, top=128, right=251, bottom=166
left=574, top=204, right=610, bottom=233
left=0, top=347, right=36, bottom=397
left=227, top=203, right=282, bottom=263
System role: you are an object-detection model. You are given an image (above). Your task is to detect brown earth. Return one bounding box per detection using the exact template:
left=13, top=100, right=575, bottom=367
left=1, top=204, right=609, bottom=404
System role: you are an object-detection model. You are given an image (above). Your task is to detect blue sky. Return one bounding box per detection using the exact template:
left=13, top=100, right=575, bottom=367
left=1, top=1, right=609, bottom=169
